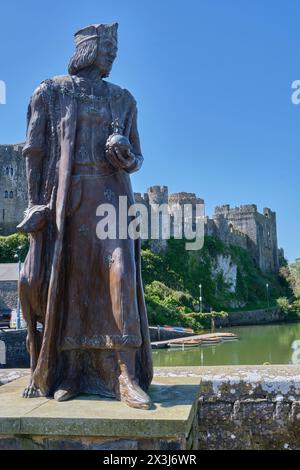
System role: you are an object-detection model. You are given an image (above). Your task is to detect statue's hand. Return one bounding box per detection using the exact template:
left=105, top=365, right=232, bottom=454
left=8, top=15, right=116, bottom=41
left=17, top=205, right=50, bottom=234
left=105, top=144, right=136, bottom=171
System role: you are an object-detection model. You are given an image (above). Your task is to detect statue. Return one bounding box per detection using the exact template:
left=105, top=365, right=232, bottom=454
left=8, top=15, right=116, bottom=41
left=18, top=23, right=153, bottom=409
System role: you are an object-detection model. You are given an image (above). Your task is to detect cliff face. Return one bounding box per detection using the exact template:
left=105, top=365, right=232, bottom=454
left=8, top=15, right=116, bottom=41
left=141, top=237, right=286, bottom=326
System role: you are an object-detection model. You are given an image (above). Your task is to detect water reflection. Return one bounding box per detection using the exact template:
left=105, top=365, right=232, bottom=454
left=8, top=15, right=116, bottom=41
left=152, top=323, right=300, bottom=367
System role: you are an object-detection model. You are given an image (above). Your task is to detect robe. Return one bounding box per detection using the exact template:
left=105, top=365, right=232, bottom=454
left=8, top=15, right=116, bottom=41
left=20, top=75, right=153, bottom=396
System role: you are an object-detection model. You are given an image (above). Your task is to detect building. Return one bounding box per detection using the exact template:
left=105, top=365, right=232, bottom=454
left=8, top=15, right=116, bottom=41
left=0, top=144, right=27, bottom=235
left=134, top=186, right=280, bottom=273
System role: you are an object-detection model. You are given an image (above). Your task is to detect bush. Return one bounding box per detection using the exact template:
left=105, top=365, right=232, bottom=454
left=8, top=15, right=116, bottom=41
left=291, top=300, right=300, bottom=317
left=144, top=281, right=193, bottom=326
left=182, top=311, right=229, bottom=330
left=0, top=233, right=29, bottom=263
left=275, top=297, right=300, bottom=320
left=276, top=297, right=290, bottom=315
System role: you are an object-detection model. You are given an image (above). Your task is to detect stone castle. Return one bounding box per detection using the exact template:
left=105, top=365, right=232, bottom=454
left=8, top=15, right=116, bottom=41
left=134, top=186, right=280, bottom=274
left=0, top=144, right=27, bottom=236
left=0, top=144, right=280, bottom=273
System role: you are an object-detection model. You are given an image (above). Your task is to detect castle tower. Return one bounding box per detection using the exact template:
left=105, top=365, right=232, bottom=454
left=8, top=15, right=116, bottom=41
left=0, top=144, right=27, bottom=235
left=168, top=192, right=205, bottom=237
left=147, top=186, right=168, bottom=206
left=213, top=204, right=279, bottom=273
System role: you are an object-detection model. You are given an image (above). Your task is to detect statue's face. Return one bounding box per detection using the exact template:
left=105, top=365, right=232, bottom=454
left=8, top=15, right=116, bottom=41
left=95, top=37, right=118, bottom=76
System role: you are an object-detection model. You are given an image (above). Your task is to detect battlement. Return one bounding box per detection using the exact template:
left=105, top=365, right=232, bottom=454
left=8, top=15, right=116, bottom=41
left=168, top=192, right=204, bottom=206
left=147, top=186, right=168, bottom=205
left=0, top=143, right=24, bottom=154
left=214, top=204, right=258, bottom=216
left=263, top=207, right=276, bottom=219
left=133, top=192, right=149, bottom=205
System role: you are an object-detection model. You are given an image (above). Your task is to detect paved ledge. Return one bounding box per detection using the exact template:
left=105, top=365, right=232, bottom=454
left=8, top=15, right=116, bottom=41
left=0, top=374, right=200, bottom=450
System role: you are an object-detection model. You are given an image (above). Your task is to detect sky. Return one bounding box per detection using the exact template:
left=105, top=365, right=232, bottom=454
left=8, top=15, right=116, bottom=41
left=0, top=0, right=299, bottom=262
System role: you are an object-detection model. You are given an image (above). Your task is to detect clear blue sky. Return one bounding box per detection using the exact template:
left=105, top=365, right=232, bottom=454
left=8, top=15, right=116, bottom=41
left=0, top=0, right=299, bottom=262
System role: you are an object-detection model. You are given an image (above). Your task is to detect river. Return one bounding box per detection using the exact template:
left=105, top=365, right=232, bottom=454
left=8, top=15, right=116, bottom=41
left=152, top=322, right=300, bottom=367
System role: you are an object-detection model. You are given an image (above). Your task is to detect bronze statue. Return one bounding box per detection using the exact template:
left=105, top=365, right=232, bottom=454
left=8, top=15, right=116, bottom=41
left=18, top=23, right=153, bottom=409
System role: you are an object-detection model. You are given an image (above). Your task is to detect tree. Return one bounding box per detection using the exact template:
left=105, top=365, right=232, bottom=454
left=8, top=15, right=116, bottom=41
left=288, top=259, right=300, bottom=299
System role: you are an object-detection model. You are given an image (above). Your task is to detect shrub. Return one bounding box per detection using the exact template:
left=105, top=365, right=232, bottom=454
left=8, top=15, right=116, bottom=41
left=276, top=297, right=290, bottom=315
left=0, top=233, right=29, bottom=263
left=291, top=300, right=300, bottom=317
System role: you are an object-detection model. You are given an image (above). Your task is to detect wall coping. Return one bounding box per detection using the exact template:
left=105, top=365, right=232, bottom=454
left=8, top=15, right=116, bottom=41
left=155, top=365, right=300, bottom=401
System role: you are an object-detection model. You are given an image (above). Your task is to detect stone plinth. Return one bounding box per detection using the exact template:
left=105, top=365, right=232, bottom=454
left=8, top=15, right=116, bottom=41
left=0, top=375, right=200, bottom=450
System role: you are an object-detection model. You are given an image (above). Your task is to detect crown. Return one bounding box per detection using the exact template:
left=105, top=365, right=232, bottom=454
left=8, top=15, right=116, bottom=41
left=74, top=23, right=118, bottom=47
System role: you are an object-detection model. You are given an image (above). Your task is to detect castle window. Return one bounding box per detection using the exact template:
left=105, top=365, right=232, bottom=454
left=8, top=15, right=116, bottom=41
left=9, top=191, right=13, bottom=199
left=10, top=167, right=13, bottom=176
left=5, top=167, right=9, bottom=175
left=2, top=209, right=4, bottom=221
left=4, top=191, right=8, bottom=198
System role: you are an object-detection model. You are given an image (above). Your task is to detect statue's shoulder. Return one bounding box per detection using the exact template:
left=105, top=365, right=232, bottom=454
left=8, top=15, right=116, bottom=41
left=105, top=81, right=137, bottom=105
left=46, top=74, right=73, bottom=90
left=31, top=75, right=73, bottom=102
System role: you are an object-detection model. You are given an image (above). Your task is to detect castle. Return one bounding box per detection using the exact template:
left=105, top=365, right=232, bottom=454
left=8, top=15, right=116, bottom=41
left=0, top=144, right=280, bottom=273
left=0, top=144, right=27, bottom=235
left=133, top=187, right=280, bottom=274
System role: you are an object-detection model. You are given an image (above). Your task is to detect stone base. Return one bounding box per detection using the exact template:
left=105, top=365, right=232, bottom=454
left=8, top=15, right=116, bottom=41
left=0, top=375, right=200, bottom=450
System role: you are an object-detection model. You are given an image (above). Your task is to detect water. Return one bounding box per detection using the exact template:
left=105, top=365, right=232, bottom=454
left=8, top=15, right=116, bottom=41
left=152, top=323, right=300, bottom=367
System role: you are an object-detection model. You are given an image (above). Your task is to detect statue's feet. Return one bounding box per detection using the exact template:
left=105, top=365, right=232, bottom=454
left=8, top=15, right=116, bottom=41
left=22, top=382, right=43, bottom=398
left=117, top=374, right=152, bottom=410
left=54, top=380, right=79, bottom=402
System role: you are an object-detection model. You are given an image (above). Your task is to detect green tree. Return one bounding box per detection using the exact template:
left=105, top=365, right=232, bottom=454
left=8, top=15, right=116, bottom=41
left=288, top=259, right=300, bottom=299
left=0, top=233, right=29, bottom=263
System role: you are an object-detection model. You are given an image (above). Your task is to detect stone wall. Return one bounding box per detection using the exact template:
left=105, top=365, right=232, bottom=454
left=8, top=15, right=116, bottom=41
left=223, top=308, right=285, bottom=327
left=0, top=280, right=18, bottom=311
left=0, top=329, right=29, bottom=367
left=155, top=365, right=300, bottom=450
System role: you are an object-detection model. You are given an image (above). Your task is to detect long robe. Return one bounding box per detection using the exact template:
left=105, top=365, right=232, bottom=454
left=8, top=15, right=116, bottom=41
left=20, top=75, right=153, bottom=396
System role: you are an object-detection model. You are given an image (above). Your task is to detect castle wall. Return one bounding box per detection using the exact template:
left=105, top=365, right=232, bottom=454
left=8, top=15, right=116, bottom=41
left=0, top=144, right=27, bottom=235
left=212, top=204, right=279, bottom=273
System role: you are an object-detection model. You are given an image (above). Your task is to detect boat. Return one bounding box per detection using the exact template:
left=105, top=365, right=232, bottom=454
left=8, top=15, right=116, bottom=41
left=168, top=338, right=203, bottom=348
left=151, top=331, right=239, bottom=349
left=163, top=325, right=194, bottom=333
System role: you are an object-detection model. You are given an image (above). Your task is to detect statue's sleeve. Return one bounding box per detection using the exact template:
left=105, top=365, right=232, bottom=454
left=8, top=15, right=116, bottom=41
left=22, top=84, right=47, bottom=158
left=127, top=103, right=144, bottom=173
left=22, top=84, right=48, bottom=206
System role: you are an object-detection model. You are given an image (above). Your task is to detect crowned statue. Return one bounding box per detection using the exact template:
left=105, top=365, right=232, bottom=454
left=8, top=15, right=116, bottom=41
left=18, top=23, right=153, bottom=409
